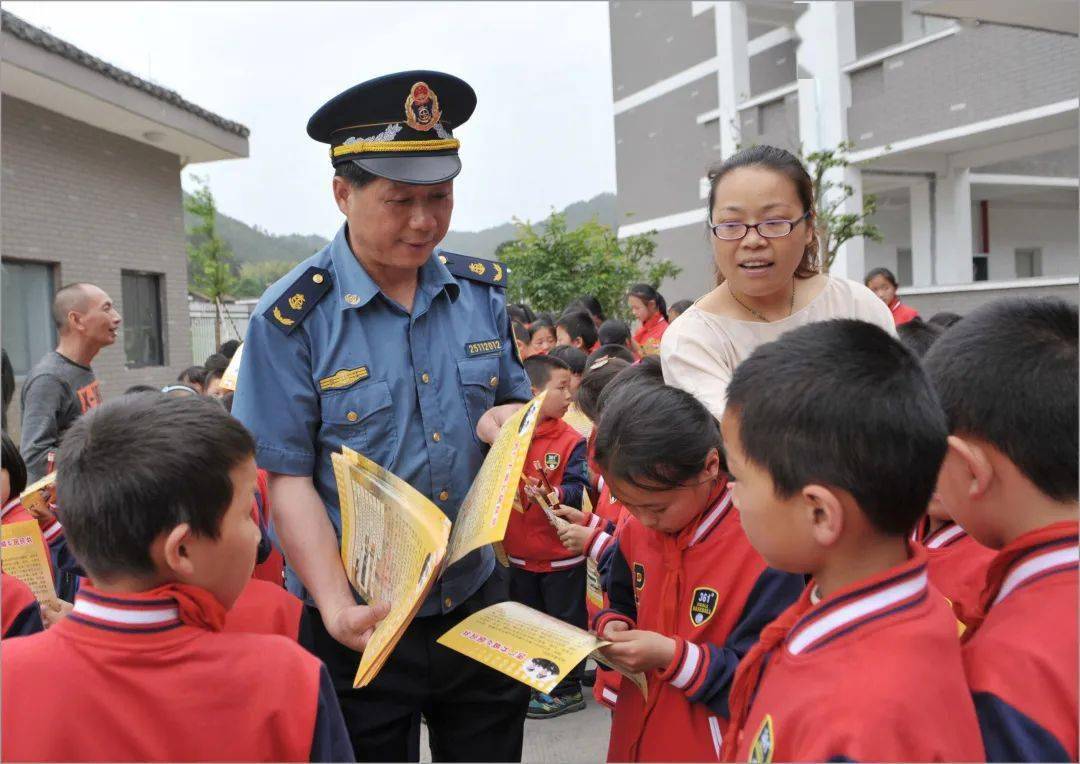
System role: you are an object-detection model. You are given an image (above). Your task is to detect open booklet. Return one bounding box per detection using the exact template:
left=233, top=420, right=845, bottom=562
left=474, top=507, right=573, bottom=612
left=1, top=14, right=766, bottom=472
left=437, top=601, right=647, bottom=698
left=334, top=393, right=545, bottom=688
left=1, top=473, right=59, bottom=607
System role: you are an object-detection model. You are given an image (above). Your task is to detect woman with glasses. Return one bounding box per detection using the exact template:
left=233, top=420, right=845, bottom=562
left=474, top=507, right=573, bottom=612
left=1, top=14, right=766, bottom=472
left=660, top=145, right=895, bottom=419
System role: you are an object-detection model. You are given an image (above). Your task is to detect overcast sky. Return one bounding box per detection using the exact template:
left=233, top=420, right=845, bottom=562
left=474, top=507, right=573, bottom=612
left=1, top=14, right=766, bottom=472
left=6, top=1, right=618, bottom=237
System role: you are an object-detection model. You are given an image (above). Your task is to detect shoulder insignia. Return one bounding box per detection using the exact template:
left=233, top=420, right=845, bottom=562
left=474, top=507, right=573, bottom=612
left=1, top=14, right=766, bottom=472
left=439, top=250, right=507, bottom=288
left=264, top=267, right=332, bottom=335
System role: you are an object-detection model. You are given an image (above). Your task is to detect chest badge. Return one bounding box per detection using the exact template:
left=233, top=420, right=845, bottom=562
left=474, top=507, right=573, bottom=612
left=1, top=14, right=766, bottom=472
left=466, top=338, right=502, bottom=357
left=690, top=586, right=719, bottom=627
left=544, top=453, right=561, bottom=471
left=750, top=714, right=775, bottom=764
left=633, top=562, right=646, bottom=604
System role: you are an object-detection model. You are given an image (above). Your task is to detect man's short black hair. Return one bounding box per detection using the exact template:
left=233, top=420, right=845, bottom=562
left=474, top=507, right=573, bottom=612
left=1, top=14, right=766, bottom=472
left=923, top=297, right=1078, bottom=502
left=218, top=340, right=241, bottom=359
left=524, top=354, right=570, bottom=390
left=726, top=319, right=948, bottom=536
left=597, top=319, right=631, bottom=348
left=548, top=345, right=587, bottom=376
left=576, top=357, right=631, bottom=421
left=587, top=344, right=635, bottom=367
left=55, top=395, right=256, bottom=580
left=557, top=311, right=599, bottom=349
left=2, top=431, right=27, bottom=498
left=335, top=161, right=379, bottom=189
left=897, top=318, right=943, bottom=359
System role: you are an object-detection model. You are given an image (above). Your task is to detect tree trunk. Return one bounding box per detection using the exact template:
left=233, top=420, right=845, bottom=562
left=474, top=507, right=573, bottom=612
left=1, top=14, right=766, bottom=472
left=214, top=298, right=222, bottom=351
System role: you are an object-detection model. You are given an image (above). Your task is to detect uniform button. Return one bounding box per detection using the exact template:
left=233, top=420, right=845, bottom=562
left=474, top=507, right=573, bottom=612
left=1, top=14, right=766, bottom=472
left=439, top=490, right=450, bottom=501
left=444, top=597, right=453, bottom=609
left=432, top=432, right=441, bottom=442
left=489, top=376, right=498, bottom=388
left=312, top=273, right=324, bottom=284
left=421, top=373, right=431, bottom=384
left=346, top=411, right=359, bottom=422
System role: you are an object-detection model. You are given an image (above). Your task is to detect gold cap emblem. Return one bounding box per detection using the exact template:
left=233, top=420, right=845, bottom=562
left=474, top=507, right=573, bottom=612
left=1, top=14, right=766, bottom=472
left=404, top=81, right=442, bottom=132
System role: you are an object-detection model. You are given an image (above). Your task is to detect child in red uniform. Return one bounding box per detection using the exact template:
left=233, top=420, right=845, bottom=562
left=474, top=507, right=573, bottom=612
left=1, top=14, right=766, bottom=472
left=720, top=319, right=983, bottom=762
left=527, top=317, right=557, bottom=356
left=504, top=354, right=590, bottom=719
left=592, top=383, right=804, bottom=762
left=627, top=284, right=669, bottom=357
left=2, top=395, right=361, bottom=762
left=866, top=267, right=919, bottom=326
left=2, top=571, right=43, bottom=638
left=924, top=297, right=1078, bottom=762
left=556, top=311, right=600, bottom=355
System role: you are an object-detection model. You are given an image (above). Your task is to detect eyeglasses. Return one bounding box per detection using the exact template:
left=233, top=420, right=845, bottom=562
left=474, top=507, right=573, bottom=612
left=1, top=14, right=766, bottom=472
left=708, top=211, right=810, bottom=241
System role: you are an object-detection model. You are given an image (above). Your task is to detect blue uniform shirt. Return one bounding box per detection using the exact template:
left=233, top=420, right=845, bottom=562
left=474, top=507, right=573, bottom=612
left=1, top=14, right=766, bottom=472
left=233, top=224, right=532, bottom=616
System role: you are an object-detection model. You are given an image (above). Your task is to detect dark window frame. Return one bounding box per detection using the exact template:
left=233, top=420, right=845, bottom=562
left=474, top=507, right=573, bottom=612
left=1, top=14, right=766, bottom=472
left=1, top=257, right=59, bottom=379
left=121, top=270, right=166, bottom=369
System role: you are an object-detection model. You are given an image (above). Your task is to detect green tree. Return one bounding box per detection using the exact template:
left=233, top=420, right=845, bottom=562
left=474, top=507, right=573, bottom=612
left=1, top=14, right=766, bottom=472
left=499, top=212, right=679, bottom=320
left=185, top=175, right=238, bottom=347
left=234, top=260, right=300, bottom=299
left=803, top=141, right=882, bottom=272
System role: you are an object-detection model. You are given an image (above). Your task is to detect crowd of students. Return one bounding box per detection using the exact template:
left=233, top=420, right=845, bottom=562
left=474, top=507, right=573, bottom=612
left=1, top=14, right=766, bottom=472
left=0, top=146, right=1076, bottom=764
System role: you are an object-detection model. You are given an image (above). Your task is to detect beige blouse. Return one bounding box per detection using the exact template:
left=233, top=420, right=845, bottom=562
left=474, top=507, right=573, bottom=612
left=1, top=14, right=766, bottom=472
left=661, top=276, right=897, bottom=419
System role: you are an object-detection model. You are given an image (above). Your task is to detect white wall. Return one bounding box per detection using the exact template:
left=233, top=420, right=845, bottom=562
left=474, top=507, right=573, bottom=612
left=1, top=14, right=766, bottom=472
left=864, top=199, right=1079, bottom=284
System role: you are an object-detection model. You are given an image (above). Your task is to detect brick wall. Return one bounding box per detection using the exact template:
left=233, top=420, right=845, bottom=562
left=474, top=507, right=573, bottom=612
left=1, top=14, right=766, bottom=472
left=2, top=95, right=193, bottom=439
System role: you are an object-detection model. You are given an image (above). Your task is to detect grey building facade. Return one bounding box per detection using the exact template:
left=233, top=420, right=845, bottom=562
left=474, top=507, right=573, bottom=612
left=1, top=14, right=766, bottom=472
left=609, top=1, right=1079, bottom=310
left=1, top=11, right=249, bottom=439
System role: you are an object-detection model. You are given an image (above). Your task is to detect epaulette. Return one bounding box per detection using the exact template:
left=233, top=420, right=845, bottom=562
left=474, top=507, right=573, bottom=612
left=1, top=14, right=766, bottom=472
left=438, top=251, right=508, bottom=288
left=263, top=266, right=332, bottom=334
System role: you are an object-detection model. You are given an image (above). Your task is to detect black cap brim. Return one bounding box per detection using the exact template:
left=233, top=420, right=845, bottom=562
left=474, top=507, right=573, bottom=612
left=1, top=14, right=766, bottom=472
left=351, top=155, right=461, bottom=185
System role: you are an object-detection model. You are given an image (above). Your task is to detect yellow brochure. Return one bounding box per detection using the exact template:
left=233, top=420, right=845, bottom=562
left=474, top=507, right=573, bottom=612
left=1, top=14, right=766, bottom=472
left=443, top=394, right=544, bottom=568
left=334, top=448, right=451, bottom=688
left=437, top=601, right=647, bottom=697
left=219, top=343, right=243, bottom=392
left=563, top=404, right=593, bottom=438
left=1, top=520, right=58, bottom=606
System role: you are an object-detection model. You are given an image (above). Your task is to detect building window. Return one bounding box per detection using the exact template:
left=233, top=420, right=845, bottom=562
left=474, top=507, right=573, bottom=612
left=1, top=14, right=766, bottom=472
left=972, top=256, right=989, bottom=282
left=122, top=271, right=165, bottom=367
left=1015, top=248, right=1042, bottom=279
left=896, top=248, right=912, bottom=286
left=1, top=259, right=57, bottom=377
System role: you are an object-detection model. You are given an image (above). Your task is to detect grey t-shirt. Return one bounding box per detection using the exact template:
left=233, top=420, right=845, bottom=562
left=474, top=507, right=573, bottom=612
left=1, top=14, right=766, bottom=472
left=19, top=351, right=101, bottom=480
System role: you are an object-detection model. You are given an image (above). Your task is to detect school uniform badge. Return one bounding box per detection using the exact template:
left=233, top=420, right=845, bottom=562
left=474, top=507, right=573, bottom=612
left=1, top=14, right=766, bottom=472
left=544, top=453, right=561, bottom=470
left=633, top=562, right=646, bottom=604
left=690, top=587, right=719, bottom=627
left=750, top=715, right=775, bottom=763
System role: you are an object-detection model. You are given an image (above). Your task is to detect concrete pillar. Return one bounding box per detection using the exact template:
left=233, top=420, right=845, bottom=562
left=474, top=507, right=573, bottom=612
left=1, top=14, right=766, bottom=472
left=909, top=179, right=934, bottom=286
left=715, top=1, right=750, bottom=159
left=795, top=2, right=865, bottom=280
left=934, top=168, right=974, bottom=284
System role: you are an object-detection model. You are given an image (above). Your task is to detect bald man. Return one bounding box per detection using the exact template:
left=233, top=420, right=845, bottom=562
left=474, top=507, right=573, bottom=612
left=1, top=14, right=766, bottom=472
left=20, top=284, right=121, bottom=480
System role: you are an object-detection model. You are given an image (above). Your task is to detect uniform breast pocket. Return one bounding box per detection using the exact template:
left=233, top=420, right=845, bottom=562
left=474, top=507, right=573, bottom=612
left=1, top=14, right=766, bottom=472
left=457, top=357, right=500, bottom=444
left=319, top=381, right=399, bottom=466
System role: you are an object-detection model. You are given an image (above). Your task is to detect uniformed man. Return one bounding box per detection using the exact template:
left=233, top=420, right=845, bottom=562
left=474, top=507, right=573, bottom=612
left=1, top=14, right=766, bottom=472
left=232, top=71, right=532, bottom=762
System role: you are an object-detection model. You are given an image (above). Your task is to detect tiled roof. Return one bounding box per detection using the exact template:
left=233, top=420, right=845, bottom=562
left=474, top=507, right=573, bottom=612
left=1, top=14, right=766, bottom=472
left=1, top=10, right=250, bottom=138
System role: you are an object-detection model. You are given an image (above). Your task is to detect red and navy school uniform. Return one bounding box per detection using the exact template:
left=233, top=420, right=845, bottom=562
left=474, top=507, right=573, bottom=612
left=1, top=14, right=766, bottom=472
left=2, top=571, right=43, bottom=638
left=889, top=297, right=919, bottom=326
left=583, top=497, right=631, bottom=711
left=723, top=546, right=983, bottom=763
left=633, top=312, right=668, bottom=357
left=503, top=416, right=589, bottom=572
left=1, top=583, right=353, bottom=762
left=226, top=577, right=315, bottom=652
left=504, top=416, right=589, bottom=695
left=961, top=521, right=1078, bottom=762
left=912, top=517, right=995, bottom=624
left=251, top=467, right=287, bottom=586
left=593, top=483, right=804, bottom=762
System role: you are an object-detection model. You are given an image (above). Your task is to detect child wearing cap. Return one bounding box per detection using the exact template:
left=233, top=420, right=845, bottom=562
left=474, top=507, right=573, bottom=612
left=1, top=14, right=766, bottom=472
left=720, top=319, right=982, bottom=762
left=1, top=395, right=355, bottom=762
left=924, top=297, right=1078, bottom=762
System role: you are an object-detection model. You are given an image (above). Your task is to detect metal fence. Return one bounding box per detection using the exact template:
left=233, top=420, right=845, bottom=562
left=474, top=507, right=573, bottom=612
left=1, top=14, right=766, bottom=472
left=189, top=300, right=255, bottom=364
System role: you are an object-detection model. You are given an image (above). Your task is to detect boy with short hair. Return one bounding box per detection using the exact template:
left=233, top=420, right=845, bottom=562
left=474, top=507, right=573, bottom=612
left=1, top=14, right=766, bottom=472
left=504, top=354, right=590, bottom=719
left=548, top=345, right=587, bottom=397
left=597, top=319, right=633, bottom=354
left=720, top=319, right=983, bottom=762
left=924, top=297, right=1078, bottom=762
left=2, top=395, right=357, bottom=762
left=556, top=311, right=599, bottom=354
